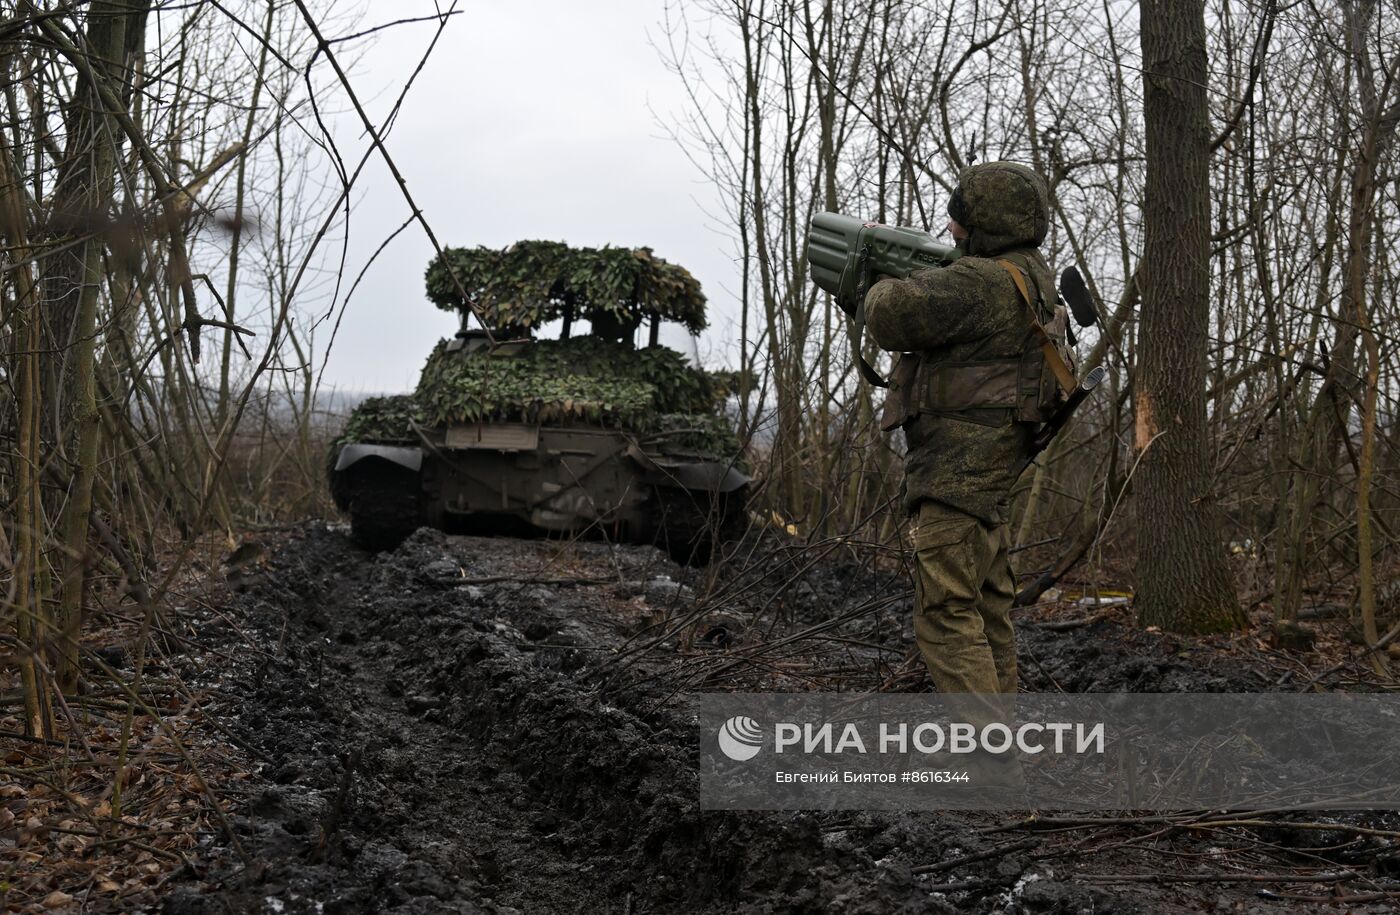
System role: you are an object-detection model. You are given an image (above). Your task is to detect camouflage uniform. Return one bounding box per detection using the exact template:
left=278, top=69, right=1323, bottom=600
left=865, top=162, right=1061, bottom=697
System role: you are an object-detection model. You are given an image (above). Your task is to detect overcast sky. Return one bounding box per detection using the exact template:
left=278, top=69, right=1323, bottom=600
left=311, top=1, right=738, bottom=394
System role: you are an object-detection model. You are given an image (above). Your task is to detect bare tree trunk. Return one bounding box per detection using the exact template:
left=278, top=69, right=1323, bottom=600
left=218, top=0, right=276, bottom=434
left=52, top=0, right=152, bottom=693
left=1, top=133, right=53, bottom=736
left=1341, top=0, right=1396, bottom=672
left=1135, top=0, right=1244, bottom=633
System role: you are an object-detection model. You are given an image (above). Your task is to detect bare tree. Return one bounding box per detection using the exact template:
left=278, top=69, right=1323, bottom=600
left=0, top=0, right=451, bottom=736
left=1134, top=0, right=1243, bottom=631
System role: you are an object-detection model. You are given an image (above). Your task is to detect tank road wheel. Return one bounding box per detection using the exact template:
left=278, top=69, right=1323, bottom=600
left=343, top=463, right=423, bottom=551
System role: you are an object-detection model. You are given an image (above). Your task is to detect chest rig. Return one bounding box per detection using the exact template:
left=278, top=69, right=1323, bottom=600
left=879, top=258, right=1077, bottom=432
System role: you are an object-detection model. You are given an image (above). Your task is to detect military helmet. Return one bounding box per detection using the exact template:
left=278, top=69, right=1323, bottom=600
left=947, top=161, right=1051, bottom=256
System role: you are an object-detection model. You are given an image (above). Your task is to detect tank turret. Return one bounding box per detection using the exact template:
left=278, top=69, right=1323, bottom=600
left=329, top=241, right=749, bottom=564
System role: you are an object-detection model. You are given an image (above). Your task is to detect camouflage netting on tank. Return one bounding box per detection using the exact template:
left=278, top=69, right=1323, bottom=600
left=334, top=394, right=416, bottom=445
left=337, top=339, right=743, bottom=461
left=647, top=413, right=745, bottom=460
left=425, top=242, right=707, bottom=335
left=415, top=337, right=718, bottom=427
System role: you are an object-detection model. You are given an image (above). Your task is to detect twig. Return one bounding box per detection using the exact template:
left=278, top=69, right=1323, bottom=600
left=920, top=877, right=1014, bottom=893
left=1256, top=889, right=1400, bottom=903
left=912, top=837, right=1040, bottom=875
left=310, top=748, right=360, bottom=863
left=1032, top=609, right=1116, bottom=631
left=1300, top=618, right=1400, bottom=690
left=985, top=812, right=1400, bottom=841
left=1079, top=870, right=1358, bottom=884
left=454, top=575, right=615, bottom=587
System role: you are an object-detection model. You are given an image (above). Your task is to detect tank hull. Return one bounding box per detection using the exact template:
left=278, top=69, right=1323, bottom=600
left=330, top=424, right=748, bottom=563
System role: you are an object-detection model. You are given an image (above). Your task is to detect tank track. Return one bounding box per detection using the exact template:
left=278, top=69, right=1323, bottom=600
left=345, top=466, right=423, bottom=552
left=650, top=484, right=748, bottom=566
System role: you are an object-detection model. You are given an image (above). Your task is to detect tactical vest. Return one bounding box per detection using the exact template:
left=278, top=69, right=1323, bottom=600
left=879, top=258, right=1076, bottom=432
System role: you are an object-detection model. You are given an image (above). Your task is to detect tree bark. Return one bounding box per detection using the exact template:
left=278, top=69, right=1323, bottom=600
left=51, top=0, right=152, bottom=693
left=1, top=133, right=53, bottom=737
left=1135, top=0, right=1244, bottom=633
left=1340, top=0, right=1394, bottom=674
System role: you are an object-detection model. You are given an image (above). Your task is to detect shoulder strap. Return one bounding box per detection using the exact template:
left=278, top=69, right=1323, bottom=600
left=853, top=296, right=889, bottom=388
left=852, top=250, right=889, bottom=388
left=996, top=258, right=1076, bottom=395
left=997, top=258, right=1036, bottom=310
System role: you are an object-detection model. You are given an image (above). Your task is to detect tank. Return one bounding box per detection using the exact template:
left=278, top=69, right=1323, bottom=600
left=327, top=242, right=750, bottom=564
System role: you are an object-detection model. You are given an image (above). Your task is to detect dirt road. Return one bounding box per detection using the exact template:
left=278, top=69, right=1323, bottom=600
left=165, top=524, right=1394, bottom=913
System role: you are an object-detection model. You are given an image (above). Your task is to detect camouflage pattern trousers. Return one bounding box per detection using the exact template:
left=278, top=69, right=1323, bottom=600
left=908, top=500, right=1018, bottom=695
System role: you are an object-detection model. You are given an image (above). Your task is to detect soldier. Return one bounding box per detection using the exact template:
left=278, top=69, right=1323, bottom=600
left=864, top=161, right=1072, bottom=700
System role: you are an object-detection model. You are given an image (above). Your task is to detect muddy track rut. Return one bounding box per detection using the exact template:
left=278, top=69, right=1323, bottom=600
left=166, top=524, right=1348, bottom=914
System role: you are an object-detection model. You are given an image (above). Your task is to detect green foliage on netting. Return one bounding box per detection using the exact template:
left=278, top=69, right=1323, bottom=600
left=335, top=395, right=416, bottom=446
left=648, top=413, right=746, bottom=463
left=413, top=337, right=722, bottom=429
left=425, top=242, right=707, bottom=334
left=336, top=337, right=745, bottom=462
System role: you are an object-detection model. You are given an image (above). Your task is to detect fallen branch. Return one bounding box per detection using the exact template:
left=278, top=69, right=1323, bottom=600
left=1300, top=618, right=1400, bottom=690
left=986, top=812, right=1400, bottom=841
left=1079, top=870, right=1358, bottom=884
left=912, top=837, right=1040, bottom=875
left=1014, top=523, right=1106, bottom=607
left=1031, top=609, right=1116, bottom=631
left=455, top=575, right=615, bottom=587
left=919, top=877, right=1014, bottom=894
left=1257, top=889, right=1400, bottom=903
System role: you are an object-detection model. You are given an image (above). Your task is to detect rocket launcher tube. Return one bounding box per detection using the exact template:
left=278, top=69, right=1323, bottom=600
left=808, top=211, right=1105, bottom=464
left=808, top=212, right=961, bottom=317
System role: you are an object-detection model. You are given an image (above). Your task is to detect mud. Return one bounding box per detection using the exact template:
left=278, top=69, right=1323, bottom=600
left=167, top=525, right=1391, bottom=913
